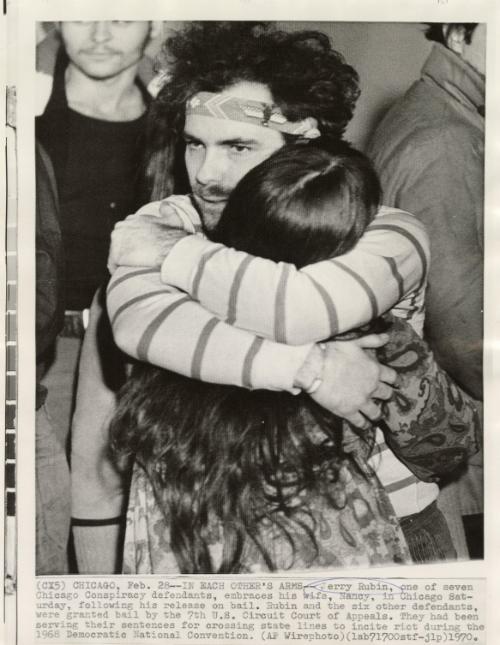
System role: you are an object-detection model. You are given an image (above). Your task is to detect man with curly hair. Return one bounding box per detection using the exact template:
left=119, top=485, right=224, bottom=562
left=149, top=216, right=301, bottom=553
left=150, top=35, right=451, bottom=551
left=76, top=22, right=468, bottom=571
left=109, top=22, right=426, bottom=423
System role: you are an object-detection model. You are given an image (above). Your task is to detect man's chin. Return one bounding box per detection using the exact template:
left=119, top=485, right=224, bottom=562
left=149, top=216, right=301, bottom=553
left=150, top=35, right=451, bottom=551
left=193, top=196, right=227, bottom=231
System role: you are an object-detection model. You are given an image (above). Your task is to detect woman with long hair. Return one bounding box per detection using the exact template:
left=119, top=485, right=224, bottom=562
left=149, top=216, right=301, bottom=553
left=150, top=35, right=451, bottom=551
left=111, top=140, right=480, bottom=573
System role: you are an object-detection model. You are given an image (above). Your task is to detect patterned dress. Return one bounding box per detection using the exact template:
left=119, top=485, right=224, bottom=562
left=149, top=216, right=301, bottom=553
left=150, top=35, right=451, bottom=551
left=123, top=455, right=409, bottom=574
left=121, top=317, right=481, bottom=574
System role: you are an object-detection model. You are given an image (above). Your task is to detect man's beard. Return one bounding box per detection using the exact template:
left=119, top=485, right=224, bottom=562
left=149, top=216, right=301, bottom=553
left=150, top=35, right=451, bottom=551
left=191, top=189, right=229, bottom=232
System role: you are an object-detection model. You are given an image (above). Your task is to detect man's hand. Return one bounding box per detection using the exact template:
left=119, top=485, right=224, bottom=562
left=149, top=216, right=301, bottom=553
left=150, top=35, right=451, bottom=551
left=108, top=210, right=188, bottom=274
left=309, top=334, right=397, bottom=429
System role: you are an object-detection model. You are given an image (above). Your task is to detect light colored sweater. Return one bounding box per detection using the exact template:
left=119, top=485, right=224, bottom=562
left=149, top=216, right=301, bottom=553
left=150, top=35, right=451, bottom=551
left=107, top=198, right=439, bottom=518
left=108, top=199, right=429, bottom=390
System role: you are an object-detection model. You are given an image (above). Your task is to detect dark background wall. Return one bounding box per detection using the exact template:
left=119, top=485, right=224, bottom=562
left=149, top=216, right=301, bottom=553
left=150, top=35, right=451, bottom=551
left=277, top=22, right=432, bottom=150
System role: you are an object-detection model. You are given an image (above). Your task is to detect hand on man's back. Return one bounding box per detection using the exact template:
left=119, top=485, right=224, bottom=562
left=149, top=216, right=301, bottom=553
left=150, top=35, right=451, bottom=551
left=108, top=211, right=188, bottom=273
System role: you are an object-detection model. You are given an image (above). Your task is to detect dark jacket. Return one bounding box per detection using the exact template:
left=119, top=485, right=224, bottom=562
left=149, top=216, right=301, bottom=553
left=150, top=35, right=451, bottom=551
left=367, top=43, right=484, bottom=400
left=36, top=142, right=64, bottom=407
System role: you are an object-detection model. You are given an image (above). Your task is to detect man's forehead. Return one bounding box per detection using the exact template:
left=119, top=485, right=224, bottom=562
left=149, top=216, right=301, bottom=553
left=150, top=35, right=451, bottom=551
left=184, top=113, right=277, bottom=145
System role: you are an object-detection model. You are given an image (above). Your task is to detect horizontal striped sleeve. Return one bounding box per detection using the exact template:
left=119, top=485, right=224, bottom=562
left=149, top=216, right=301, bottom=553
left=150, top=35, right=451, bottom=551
left=369, top=223, right=428, bottom=290
left=274, top=264, right=292, bottom=343
left=383, top=474, right=420, bottom=495
left=159, top=205, right=428, bottom=346
left=305, top=273, right=339, bottom=336
left=382, top=255, right=405, bottom=304
left=108, top=265, right=311, bottom=392
left=191, top=317, right=220, bottom=380
left=242, top=337, right=265, bottom=388
left=369, top=428, right=438, bottom=516
left=330, top=258, right=379, bottom=319
left=107, top=267, right=159, bottom=296
left=227, top=254, right=254, bottom=325
left=192, top=244, right=225, bottom=300
left=110, top=289, right=174, bottom=327
left=136, top=295, right=190, bottom=361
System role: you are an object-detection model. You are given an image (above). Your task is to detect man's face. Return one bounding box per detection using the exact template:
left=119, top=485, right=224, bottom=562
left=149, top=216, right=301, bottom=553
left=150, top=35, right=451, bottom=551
left=59, top=21, right=151, bottom=81
left=184, top=81, right=285, bottom=230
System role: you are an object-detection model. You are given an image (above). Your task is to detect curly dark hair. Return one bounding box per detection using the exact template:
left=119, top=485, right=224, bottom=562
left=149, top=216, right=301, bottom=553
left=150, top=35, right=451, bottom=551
left=146, top=22, right=360, bottom=199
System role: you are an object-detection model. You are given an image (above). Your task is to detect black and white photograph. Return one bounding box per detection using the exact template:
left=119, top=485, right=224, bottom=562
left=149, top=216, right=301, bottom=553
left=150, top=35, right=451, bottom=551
left=3, top=1, right=500, bottom=642
left=33, top=19, right=484, bottom=576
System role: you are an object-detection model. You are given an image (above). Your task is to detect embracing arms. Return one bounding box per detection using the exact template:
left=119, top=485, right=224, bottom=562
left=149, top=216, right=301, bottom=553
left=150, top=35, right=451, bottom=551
left=159, top=205, right=429, bottom=342
left=107, top=198, right=426, bottom=425
left=108, top=266, right=395, bottom=428
left=109, top=198, right=429, bottom=343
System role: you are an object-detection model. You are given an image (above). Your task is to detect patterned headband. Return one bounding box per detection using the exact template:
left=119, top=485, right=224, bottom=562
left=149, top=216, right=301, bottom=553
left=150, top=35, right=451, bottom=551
left=186, top=91, right=321, bottom=139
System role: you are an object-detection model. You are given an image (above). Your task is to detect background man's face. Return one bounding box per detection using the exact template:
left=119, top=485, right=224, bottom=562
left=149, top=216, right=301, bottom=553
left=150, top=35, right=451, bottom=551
left=183, top=81, right=285, bottom=230
left=60, top=21, right=151, bottom=81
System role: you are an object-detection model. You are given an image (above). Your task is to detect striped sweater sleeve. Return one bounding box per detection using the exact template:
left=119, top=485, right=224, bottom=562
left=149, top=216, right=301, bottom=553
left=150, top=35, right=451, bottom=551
left=107, top=266, right=312, bottom=392
left=160, top=206, right=430, bottom=344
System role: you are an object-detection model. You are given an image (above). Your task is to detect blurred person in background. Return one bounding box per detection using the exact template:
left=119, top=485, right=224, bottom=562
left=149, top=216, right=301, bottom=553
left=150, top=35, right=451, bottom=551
left=367, top=23, right=485, bottom=558
left=36, top=143, right=67, bottom=574
left=35, top=20, right=159, bottom=573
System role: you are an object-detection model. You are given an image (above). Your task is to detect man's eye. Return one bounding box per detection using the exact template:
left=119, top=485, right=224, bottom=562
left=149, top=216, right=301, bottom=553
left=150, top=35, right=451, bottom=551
left=185, top=141, right=203, bottom=150
left=230, top=145, right=251, bottom=154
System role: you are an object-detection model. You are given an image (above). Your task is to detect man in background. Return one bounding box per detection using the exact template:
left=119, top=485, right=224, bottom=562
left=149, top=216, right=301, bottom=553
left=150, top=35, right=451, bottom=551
left=367, top=23, right=485, bottom=557
left=35, top=21, right=158, bottom=573
left=36, top=143, right=67, bottom=574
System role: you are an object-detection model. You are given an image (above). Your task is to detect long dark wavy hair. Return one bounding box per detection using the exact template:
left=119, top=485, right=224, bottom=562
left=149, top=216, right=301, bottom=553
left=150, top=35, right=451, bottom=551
left=111, top=139, right=382, bottom=573
left=145, top=22, right=360, bottom=199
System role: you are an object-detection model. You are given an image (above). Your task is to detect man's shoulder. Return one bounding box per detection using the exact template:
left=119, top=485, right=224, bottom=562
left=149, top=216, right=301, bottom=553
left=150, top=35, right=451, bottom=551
left=370, top=206, right=429, bottom=251
left=35, top=72, right=55, bottom=117
left=375, top=205, right=426, bottom=231
left=376, top=205, right=412, bottom=219
left=135, top=200, right=164, bottom=216
left=135, top=196, right=202, bottom=232
left=372, top=80, right=439, bottom=134
left=369, top=82, right=478, bottom=163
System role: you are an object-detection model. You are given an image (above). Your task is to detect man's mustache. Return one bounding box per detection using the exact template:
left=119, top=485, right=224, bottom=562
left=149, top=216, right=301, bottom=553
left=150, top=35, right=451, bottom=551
left=193, top=185, right=230, bottom=201
left=80, top=48, right=121, bottom=56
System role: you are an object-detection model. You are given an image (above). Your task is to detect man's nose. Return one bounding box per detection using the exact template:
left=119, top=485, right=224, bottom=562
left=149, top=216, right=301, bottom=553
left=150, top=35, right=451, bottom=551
left=90, top=21, right=113, bottom=44
left=195, top=148, right=226, bottom=187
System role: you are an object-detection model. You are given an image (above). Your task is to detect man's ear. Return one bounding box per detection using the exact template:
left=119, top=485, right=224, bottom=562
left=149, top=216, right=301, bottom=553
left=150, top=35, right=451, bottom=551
left=442, top=24, right=466, bottom=56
